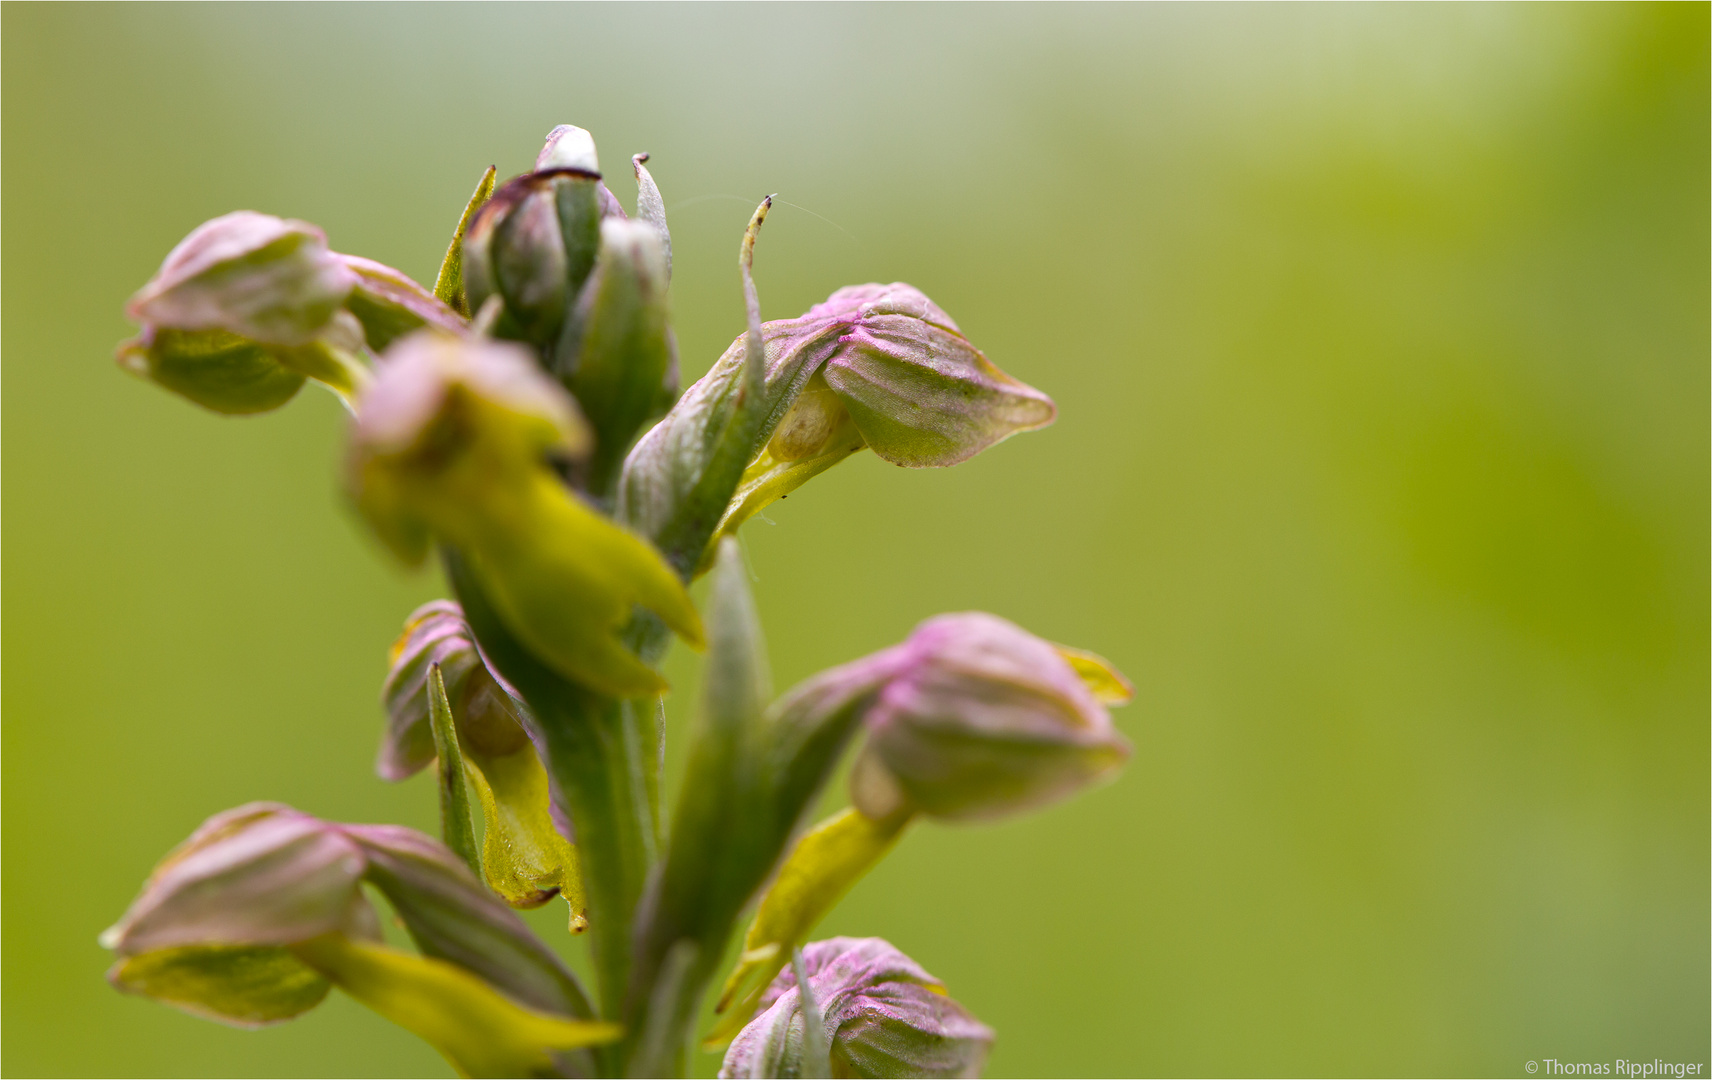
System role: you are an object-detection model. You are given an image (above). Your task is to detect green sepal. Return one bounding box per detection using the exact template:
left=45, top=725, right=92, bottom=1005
left=116, top=328, right=307, bottom=415
left=436, top=167, right=498, bottom=317
left=707, top=806, right=913, bottom=1047
left=427, top=663, right=481, bottom=877
left=341, top=256, right=468, bottom=351
left=291, top=934, right=620, bottom=1079
left=551, top=171, right=603, bottom=310
left=107, top=944, right=330, bottom=1029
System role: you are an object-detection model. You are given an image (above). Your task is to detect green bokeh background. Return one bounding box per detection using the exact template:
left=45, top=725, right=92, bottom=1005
left=4, top=4, right=1706, bottom=1076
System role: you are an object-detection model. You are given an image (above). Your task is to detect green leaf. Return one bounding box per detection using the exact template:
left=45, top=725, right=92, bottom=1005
left=292, top=934, right=620, bottom=1079
left=708, top=807, right=912, bottom=1047
left=427, top=663, right=481, bottom=877
left=617, top=197, right=781, bottom=579
left=435, top=167, right=497, bottom=317
left=107, top=944, right=329, bottom=1029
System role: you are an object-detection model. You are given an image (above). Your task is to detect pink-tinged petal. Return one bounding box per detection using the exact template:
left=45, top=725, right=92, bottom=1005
left=722, top=937, right=993, bottom=1079
left=127, top=212, right=355, bottom=346
left=860, top=612, right=1131, bottom=821
left=103, top=804, right=368, bottom=956
left=339, top=255, right=468, bottom=350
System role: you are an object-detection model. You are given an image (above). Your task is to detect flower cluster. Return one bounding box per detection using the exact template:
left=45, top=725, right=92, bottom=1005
left=105, top=124, right=1132, bottom=1078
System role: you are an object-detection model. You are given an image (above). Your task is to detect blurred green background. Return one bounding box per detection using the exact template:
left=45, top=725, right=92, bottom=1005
left=4, top=4, right=1706, bottom=1076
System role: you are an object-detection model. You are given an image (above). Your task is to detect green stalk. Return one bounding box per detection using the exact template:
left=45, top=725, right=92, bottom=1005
left=443, top=548, right=657, bottom=1075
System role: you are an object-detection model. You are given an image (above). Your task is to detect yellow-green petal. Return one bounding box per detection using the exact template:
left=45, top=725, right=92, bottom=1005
left=464, top=743, right=588, bottom=932
left=700, top=407, right=866, bottom=572
left=1053, top=643, right=1135, bottom=705
left=108, top=944, right=330, bottom=1029
left=292, top=935, right=620, bottom=1079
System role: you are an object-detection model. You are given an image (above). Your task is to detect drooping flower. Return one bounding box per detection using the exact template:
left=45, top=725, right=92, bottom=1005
left=101, top=803, right=613, bottom=1076
left=116, top=211, right=465, bottom=414
left=709, top=614, right=1132, bottom=1035
left=380, top=601, right=587, bottom=928
left=348, top=331, right=703, bottom=697
left=620, top=282, right=1056, bottom=572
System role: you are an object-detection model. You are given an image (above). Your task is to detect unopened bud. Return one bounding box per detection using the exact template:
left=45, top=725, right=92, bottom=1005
left=118, top=213, right=374, bottom=414
left=463, top=126, right=606, bottom=352
left=853, top=613, right=1132, bottom=821
left=560, top=216, right=674, bottom=493
left=720, top=937, right=993, bottom=1080
left=127, top=212, right=354, bottom=346
left=101, top=802, right=605, bottom=1069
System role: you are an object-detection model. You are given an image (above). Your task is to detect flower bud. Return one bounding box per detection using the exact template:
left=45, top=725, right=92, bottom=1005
left=720, top=937, right=993, bottom=1080
left=101, top=803, right=374, bottom=959
left=852, top=613, right=1131, bottom=821
left=102, top=803, right=610, bottom=1072
left=463, top=126, right=606, bottom=352
left=349, top=332, right=703, bottom=697
left=119, top=219, right=373, bottom=415
left=560, top=216, right=674, bottom=494
left=621, top=282, right=1054, bottom=572
left=127, top=212, right=356, bottom=346
left=380, top=601, right=587, bottom=926
left=100, top=803, right=378, bottom=1027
